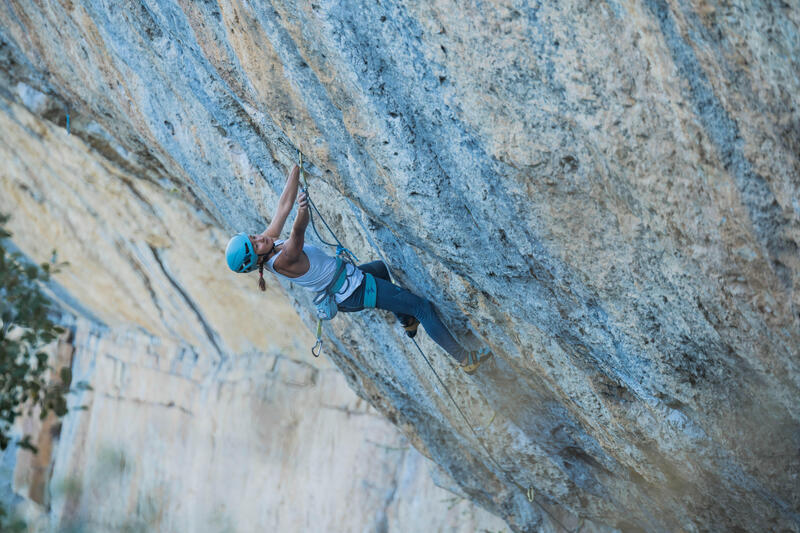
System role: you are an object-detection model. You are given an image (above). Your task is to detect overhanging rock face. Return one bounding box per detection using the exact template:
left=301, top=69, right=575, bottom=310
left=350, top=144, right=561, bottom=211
left=1, top=2, right=798, bottom=531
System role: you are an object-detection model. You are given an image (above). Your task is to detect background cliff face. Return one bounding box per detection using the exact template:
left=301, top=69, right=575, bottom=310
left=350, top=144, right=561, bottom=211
left=0, top=74, right=506, bottom=532
left=1, top=1, right=798, bottom=532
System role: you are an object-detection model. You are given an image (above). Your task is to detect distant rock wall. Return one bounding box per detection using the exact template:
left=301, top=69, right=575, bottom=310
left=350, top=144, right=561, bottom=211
left=1, top=1, right=798, bottom=531
left=35, top=320, right=505, bottom=532
left=0, top=92, right=505, bottom=531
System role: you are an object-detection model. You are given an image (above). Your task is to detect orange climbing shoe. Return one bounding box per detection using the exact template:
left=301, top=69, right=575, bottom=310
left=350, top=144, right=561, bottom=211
left=401, top=316, right=420, bottom=339
left=461, top=347, right=492, bottom=374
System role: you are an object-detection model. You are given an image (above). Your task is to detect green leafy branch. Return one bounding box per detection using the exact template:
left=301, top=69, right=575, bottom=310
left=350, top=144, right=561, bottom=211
left=0, top=213, right=91, bottom=453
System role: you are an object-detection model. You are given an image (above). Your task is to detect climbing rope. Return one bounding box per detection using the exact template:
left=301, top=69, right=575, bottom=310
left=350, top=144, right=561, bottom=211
left=299, top=152, right=359, bottom=265
left=299, top=151, right=359, bottom=358
left=296, top=150, right=579, bottom=533
left=408, top=337, right=576, bottom=533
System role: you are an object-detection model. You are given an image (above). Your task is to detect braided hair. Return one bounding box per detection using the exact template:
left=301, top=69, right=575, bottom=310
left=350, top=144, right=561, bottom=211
left=256, top=240, right=278, bottom=292
left=257, top=256, right=267, bottom=291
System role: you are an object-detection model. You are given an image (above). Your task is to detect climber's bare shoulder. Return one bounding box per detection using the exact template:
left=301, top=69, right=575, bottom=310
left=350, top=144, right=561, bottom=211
left=272, top=243, right=310, bottom=279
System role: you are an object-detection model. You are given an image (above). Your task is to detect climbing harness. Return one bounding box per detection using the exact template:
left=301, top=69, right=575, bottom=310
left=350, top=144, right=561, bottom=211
left=299, top=152, right=360, bottom=357
left=295, top=150, right=580, bottom=532
left=312, top=258, right=349, bottom=321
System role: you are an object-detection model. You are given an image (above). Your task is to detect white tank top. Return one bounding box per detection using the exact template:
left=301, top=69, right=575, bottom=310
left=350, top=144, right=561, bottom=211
left=266, top=241, right=363, bottom=303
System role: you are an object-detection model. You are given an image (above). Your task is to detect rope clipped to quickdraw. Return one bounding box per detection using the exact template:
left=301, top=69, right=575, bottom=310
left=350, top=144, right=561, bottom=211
left=299, top=152, right=359, bottom=264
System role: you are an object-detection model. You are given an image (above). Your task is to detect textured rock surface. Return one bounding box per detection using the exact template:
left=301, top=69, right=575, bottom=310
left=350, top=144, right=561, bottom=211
left=1, top=1, right=798, bottom=531
left=0, top=96, right=505, bottom=531
left=34, top=321, right=505, bottom=532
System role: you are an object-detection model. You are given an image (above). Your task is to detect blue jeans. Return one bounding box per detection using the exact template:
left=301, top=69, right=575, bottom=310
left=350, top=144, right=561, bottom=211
left=337, top=261, right=467, bottom=363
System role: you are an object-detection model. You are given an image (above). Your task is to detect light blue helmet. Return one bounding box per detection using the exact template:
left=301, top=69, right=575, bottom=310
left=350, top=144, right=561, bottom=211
left=226, top=232, right=258, bottom=273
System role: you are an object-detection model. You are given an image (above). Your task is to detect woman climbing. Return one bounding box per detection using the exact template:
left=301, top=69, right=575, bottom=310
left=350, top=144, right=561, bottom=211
left=224, top=164, right=491, bottom=373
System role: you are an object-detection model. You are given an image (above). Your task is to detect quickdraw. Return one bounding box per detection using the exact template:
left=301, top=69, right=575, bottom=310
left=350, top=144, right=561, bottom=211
left=294, top=153, right=572, bottom=530
left=299, top=151, right=358, bottom=357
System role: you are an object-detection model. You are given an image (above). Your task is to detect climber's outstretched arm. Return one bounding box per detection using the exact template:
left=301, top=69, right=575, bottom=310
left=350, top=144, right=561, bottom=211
left=263, top=164, right=301, bottom=239
left=276, top=192, right=310, bottom=265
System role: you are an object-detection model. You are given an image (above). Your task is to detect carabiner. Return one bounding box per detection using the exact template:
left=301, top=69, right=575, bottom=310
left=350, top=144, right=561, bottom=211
left=312, top=339, right=323, bottom=358
left=312, top=319, right=323, bottom=357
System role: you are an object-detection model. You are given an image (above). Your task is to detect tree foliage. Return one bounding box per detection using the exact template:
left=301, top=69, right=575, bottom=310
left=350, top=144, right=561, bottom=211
left=0, top=213, right=80, bottom=453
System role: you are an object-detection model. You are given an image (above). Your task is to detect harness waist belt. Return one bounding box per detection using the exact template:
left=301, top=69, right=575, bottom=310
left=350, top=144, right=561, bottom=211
left=327, top=258, right=348, bottom=295
left=363, top=273, right=377, bottom=308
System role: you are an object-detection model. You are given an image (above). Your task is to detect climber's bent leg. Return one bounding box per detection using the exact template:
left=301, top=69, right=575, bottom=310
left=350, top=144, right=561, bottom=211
left=356, top=261, right=413, bottom=325
left=357, top=260, right=390, bottom=281
left=370, top=277, right=467, bottom=363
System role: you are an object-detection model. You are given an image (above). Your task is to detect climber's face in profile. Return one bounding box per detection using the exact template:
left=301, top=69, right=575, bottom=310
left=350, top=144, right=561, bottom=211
left=249, top=234, right=274, bottom=256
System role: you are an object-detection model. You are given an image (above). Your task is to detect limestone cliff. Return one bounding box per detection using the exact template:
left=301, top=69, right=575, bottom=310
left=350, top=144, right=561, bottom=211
left=1, top=1, right=798, bottom=532
left=0, top=77, right=505, bottom=532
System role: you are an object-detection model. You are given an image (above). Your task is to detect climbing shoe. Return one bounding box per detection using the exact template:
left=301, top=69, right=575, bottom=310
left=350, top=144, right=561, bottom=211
left=401, top=316, right=420, bottom=339
left=461, top=347, right=493, bottom=374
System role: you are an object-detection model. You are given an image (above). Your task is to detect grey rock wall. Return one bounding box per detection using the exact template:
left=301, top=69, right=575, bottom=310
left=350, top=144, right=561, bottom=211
left=1, top=1, right=798, bottom=531
left=0, top=84, right=507, bottom=533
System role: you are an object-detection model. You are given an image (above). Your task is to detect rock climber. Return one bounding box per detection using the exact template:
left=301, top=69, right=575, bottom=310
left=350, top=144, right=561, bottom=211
left=224, top=163, right=492, bottom=373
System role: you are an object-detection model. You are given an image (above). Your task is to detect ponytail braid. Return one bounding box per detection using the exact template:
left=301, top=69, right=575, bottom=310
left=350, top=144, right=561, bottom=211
left=257, top=256, right=267, bottom=292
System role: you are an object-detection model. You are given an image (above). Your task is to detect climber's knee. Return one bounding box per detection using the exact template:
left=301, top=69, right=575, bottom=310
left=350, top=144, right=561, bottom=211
left=414, top=298, right=436, bottom=323
left=376, top=261, right=390, bottom=281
